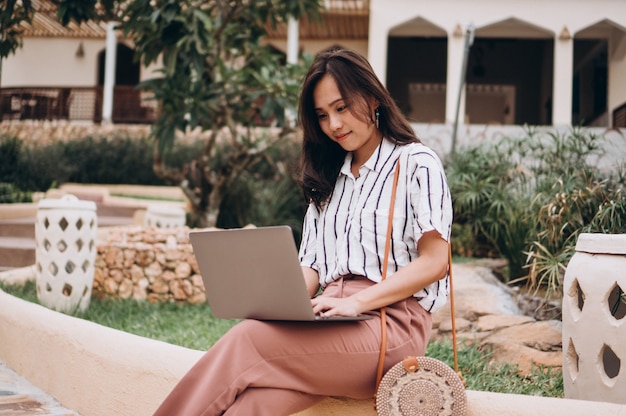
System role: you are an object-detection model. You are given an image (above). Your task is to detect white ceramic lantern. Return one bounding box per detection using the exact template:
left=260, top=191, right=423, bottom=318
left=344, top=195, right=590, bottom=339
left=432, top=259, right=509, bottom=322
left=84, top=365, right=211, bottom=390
left=562, top=233, right=626, bottom=404
left=35, top=194, right=97, bottom=313
left=144, top=204, right=186, bottom=228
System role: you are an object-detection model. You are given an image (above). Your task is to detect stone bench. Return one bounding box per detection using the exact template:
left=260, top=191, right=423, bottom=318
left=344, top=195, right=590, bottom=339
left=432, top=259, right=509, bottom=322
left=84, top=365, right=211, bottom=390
left=2, top=284, right=626, bottom=416
left=294, top=390, right=626, bottom=416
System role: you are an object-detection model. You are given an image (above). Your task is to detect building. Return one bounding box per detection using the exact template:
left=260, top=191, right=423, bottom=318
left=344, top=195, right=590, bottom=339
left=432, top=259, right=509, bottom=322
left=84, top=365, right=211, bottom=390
left=364, top=0, right=626, bottom=130
left=2, top=0, right=626, bottom=142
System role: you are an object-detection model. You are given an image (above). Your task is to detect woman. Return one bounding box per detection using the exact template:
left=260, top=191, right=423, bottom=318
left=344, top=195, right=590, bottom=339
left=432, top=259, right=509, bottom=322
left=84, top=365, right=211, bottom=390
left=153, top=48, right=452, bottom=416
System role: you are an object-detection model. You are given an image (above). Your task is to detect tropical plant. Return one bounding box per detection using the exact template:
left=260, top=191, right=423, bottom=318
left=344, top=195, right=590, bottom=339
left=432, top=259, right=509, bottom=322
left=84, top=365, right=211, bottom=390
left=57, top=0, right=322, bottom=227
left=447, top=127, right=626, bottom=296
left=446, top=136, right=536, bottom=281
left=1, top=0, right=324, bottom=226
left=528, top=164, right=626, bottom=298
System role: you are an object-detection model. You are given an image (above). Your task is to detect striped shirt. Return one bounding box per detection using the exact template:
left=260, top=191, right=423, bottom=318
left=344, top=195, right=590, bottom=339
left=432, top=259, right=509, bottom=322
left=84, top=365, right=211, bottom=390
left=298, top=138, right=453, bottom=313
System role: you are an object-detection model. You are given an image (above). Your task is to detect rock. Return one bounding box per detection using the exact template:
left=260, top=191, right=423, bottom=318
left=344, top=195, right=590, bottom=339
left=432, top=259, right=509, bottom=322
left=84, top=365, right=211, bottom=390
left=191, top=274, right=204, bottom=288
left=144, top=261, right=163, bottom=280
left=135, top=249, right=154, bottom=267
left=104, top=246, right=123, bottom=268
left=433, top=263, right=521, bottom=329
left=475, top=314, right=535, bottom=332
left=129, top=264, right=144, bottom=282
left=188, top=291, right=207, bottom=304
left=103, top=277, right=119, bottom=295
left=123, top=248, right=136, bottom=268
left=430, top=261, right=563, bottom=377
left=133, top=278, right=149, bottom=300
left=118, top=279, right=133, bottom=299
left=170, top=279, right=193, bottom=300
left=438, top=317, right=472, bottom=333
left=165, top=248, right=182, bottom=262
left=151, top=277, right=170, bottom=294
left=109, top=268, right=124, bottom=283
left=174, top=262, right=192, bottom=279
left=479, top=320, right=563, bottom=376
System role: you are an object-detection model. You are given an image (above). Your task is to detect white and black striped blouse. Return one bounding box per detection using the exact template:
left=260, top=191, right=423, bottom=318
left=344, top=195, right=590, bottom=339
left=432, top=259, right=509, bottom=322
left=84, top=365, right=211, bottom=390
left=298, top=138, right=453, bottom=313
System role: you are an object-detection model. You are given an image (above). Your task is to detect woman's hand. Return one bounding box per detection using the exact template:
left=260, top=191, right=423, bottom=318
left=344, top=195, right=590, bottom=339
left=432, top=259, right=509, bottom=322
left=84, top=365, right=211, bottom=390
left=311, top=296, right=363, bottom=317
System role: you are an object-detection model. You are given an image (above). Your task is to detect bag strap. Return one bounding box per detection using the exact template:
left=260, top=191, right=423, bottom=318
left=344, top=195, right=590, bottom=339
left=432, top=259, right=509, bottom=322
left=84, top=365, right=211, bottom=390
left=448, top=243, right=462, bottom=378
left=375, top=160, right=462, bottom=391
left=375, top=160, right=401, bottom=388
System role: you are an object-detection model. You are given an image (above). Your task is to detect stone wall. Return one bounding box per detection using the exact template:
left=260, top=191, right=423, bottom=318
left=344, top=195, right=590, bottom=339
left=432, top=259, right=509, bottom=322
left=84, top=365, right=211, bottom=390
left=0, top=121, right=151, bottom=146
left=94, top=226, right=208, bottom=304
left=0, top=120, right=283, bottom=147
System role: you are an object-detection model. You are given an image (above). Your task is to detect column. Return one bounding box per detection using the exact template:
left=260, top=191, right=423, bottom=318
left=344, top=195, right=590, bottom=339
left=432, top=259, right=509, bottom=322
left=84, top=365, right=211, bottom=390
left=287, top=17, right=299, bottom=65
left=102, top=21, right=117, bottom=124
left=552, top=34, right=574, bottom=126
left=367, top=0, right=390, bottom=85
left=446, top=30, right=466, bottom=125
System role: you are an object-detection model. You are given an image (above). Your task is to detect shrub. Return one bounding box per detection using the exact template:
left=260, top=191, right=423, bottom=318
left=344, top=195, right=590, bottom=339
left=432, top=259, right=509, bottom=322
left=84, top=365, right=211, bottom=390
left=60, top=135, right=167, bottom=186
left=446, top=136, right=536, bottom=281
left=0, top=136, right=22, bottom=184
left=528, top=164, right=626, bottom=297
left=0, top=182, right=32, bottom=203
left=215, top=137, right=307, bottom=241
left=1, top=132, right=206, bottom=191
left=1, top=128, right=306, bottom=238
left=16, top=141, right=76, bottom=191
left=447, top=127, right=626, bottom=296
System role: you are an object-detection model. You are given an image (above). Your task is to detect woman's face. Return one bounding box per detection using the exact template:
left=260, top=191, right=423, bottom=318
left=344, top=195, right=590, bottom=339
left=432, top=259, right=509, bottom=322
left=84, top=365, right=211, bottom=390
left=313, top=74, right=381, bottom=164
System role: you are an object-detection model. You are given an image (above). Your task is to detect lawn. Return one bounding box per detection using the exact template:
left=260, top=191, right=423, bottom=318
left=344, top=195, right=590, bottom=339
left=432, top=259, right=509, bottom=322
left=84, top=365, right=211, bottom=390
left=0, top=280, right=563, bottom=397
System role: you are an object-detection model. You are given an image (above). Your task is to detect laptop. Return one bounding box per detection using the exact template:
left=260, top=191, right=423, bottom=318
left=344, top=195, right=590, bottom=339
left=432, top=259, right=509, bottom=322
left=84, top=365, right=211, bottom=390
left=189, top=226, right=372, bottom=322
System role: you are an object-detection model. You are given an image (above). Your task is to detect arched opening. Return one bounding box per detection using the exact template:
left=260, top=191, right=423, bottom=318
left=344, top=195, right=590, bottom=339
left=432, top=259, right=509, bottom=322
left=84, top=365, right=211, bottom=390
left=574, top=19, right=626, bottom=127
left=468, top=18, right=554, bottom=126
left=386, top=17, right=448, bottom=123
left=97, top=43, right=140, bottom=86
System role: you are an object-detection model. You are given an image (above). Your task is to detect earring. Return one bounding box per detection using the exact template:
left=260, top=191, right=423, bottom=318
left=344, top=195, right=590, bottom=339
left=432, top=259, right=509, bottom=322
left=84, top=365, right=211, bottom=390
left=375, top=108, right=380, bottom=129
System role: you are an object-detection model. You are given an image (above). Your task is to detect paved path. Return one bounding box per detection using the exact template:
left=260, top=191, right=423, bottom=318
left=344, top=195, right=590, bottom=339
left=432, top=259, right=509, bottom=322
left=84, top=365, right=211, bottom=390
left=0, top=359, right=80, bottom=416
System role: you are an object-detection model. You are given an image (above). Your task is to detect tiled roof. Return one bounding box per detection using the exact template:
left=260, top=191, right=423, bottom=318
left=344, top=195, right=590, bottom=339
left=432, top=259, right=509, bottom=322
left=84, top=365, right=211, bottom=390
left=266, top=9, right=369, bottom=40
left=21, top=0, right=108, bottom=38
left=20, top=0, right=369, bottom=40
left=266, top=0, right=369, bottom=39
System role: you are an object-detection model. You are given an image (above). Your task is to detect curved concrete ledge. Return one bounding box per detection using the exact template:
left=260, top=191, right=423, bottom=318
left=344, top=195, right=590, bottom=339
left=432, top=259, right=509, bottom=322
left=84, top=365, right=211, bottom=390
left=0, top=288, right=203, bottom=416
left=0, top=202, right=38, bottom=220
left=1, top=287, right=626, bottom=416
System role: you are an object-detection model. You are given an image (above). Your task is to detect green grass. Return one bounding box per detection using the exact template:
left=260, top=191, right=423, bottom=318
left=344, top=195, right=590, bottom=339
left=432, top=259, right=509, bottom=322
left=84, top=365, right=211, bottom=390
left=426, top=340, right=563, bottom=397
left=1, top=280, right=563, bottom=398
left=1, top=280, right=238, bottom=350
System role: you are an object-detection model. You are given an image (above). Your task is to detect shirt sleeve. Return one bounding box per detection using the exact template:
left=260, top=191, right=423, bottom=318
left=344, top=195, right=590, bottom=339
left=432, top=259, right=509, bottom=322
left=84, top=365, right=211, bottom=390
left=407, top=148, right=453, bottom=244
left=298, top=203, right=319, bottom=271
left=404, top=146, right=453, bottom=313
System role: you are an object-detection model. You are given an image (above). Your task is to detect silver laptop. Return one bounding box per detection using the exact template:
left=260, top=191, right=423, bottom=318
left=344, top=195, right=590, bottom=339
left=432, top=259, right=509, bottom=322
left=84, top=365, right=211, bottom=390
left=189, top=226, right=372, bottom=322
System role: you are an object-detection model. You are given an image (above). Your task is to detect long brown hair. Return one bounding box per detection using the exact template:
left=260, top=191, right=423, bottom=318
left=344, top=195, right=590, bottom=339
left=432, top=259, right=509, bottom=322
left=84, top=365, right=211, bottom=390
left=298, top=48, right=419, bottom=208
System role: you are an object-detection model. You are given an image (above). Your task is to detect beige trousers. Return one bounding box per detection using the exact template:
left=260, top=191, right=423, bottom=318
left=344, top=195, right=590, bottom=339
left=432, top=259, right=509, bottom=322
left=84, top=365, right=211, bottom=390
left=152, top=277, right=432, bottom=416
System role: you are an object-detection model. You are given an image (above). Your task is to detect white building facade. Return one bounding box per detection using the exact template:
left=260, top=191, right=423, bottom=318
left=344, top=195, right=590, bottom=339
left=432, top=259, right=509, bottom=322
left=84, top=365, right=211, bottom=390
left=3, top=0, right=626, bottom=144
left=366, top=0, right=626, bottom=130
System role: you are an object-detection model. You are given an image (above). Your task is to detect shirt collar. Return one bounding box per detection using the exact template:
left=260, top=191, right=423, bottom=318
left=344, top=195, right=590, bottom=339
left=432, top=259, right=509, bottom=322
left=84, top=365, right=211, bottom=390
left=340, top=138, right=395, bottom=177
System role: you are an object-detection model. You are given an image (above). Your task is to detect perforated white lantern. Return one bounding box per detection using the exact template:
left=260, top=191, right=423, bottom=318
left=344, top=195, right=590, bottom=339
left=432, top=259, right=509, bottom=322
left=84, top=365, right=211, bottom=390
left=35, top=194, right=97, bottom=313
left=562, top=233, right=626, bottom=404
left=144, top=204, right=186, bottom=228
